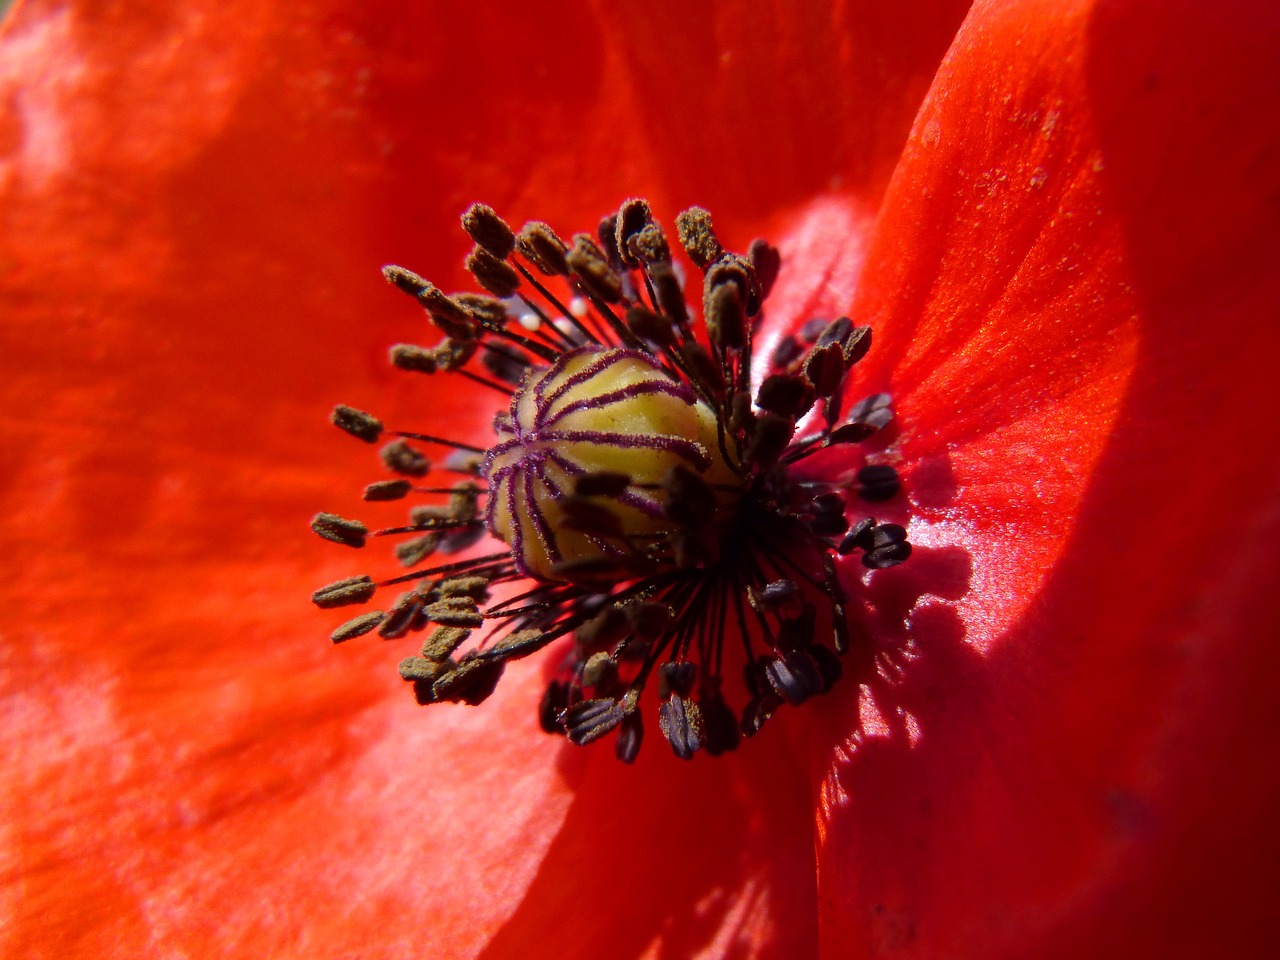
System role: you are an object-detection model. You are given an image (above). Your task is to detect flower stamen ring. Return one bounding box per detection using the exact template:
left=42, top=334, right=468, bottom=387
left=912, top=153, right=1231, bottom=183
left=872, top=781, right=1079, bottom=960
left=311, top=200, right=911, bottom=762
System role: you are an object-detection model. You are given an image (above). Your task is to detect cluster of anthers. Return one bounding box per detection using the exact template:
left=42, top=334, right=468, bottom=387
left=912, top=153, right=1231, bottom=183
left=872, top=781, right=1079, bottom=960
left=311, top=199, right=911, bottom=762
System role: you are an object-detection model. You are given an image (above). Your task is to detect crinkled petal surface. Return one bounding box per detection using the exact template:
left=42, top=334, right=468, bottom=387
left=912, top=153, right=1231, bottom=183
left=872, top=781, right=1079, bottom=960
left=0, top=1, right=976, bottom=958
left=810, top=0, right=1280, bottom=957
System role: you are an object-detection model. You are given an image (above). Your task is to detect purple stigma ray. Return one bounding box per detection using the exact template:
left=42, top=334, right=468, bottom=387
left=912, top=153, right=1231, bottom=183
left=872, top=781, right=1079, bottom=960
left=535, top=347, right=696, bottom=423
left=522, top=458, right=562, bottom=572
left=482, top=436, right=524, bottom=465
left=535, top=347, right=623, bottom=414
left=531, top=430, right=711, bottom=470
left=504, top=461, right=528, bottom=577
left=542, top=378, right=696, bottom=430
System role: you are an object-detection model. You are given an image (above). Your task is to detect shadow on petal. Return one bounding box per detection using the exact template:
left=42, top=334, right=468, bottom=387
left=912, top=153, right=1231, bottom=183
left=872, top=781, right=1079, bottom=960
left=476, top=720, right=820, bottom=960
left=809, top=0, right=1280, bottom=956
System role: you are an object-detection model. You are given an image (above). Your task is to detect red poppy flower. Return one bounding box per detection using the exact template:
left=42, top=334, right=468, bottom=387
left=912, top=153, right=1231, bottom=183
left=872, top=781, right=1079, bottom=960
left=4, top=0, right=1278, bottom=957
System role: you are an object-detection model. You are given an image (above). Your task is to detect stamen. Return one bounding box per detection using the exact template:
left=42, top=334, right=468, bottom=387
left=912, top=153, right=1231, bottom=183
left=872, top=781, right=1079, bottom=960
left=421, top=625, right=470, bottom=660
left=331, top=610, right=385, bottom=643
left=454, top=292, right=509, bottom=329
left=465, top=246, right=522, bottom=299
left=748, top=238, right=782, bottom=298
left=803, top=343, right=845, bottom=398
left=429, top=657, right=505, bottom=705
left=399, top=656, right=447, bottom=683
left=396, top=533, right=440, bottom=567
left=860, top=523, right=912, bottom=569
left=705, top=280, right=746, bottom=353
left=856, top=464, right=902, bottom=502
left=381, top=439, right=430, bottom=477
left=614, top=712, right=644, bottom=763
left=314, top=198, right=915, bottom=762
left=648, top=260, right=689, bottom=327
left=614, top=198, right=654, bottom=267
left=396, top=432, right=487, bottom=454
left=566, top=234, right=624, bottom=304
left=631, top=223, right=670, bottom=265
left=755, top=374, right=814, bottom=419
left=461, top=203, right=516, bottom=259
left=363, top=480, right=413, bottom=502
left=331, top=404, right=383, bottom=443
left=675, top=206, right=723, bottom=269
left=515, top=222, right=571, bottom=277
left=381, top=264, right=429, bottom=297
left=389, top=344, right=438, bottom=374
left=311, top=513, right=368, bottom=548
left=411, top=281, right=478, bottom=341
left=378, top=591, right=425, bottom=639
left=597, top=213, right=623, bottom=269
left=658, top=695, right=704, bottom=760
left=562, top=695, right=633, bottom=746
left=311, top=575, right=377, bottom=608
left=705, top=256, right=762, bottom=317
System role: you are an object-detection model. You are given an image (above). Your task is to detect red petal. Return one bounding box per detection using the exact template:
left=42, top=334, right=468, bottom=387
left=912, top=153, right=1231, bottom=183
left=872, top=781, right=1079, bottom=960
left=588, top=0, right=973, bottom=223
left=813, top=0, right=1280, bottom=956
left=0, top=0, right=976, bottom=957
left=0, top=1, right=587, bottom=949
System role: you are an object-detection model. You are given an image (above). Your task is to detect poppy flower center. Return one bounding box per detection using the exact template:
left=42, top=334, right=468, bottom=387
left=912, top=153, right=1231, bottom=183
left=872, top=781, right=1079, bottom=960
left=311, top=199, right=912, bottom=761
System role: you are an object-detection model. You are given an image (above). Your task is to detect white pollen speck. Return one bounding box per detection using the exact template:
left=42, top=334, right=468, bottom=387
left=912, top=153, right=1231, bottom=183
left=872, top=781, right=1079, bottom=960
left=568, top=296, right=589, bottom=318
left=517, top=313, right=540, bottom=331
